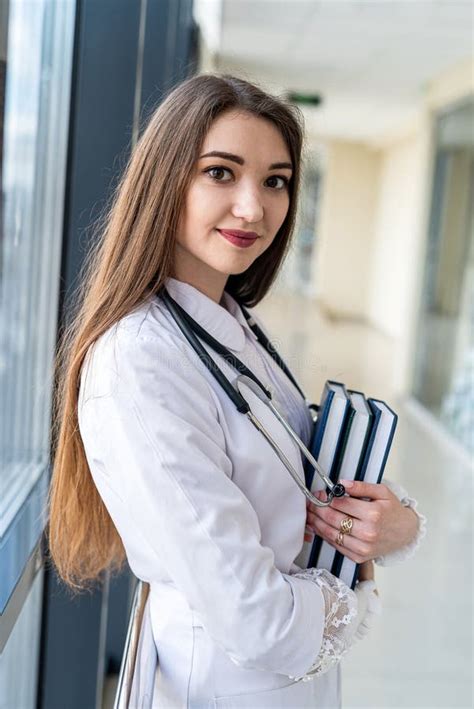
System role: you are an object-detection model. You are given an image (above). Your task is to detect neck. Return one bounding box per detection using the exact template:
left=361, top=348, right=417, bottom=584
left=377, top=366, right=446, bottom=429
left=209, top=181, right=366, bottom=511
left=173, top=249, right=228, bottom=304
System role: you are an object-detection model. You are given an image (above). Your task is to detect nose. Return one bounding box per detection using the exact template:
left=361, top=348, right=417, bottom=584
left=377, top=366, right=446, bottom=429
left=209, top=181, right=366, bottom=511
left=231, top=183, right=264, bottom=224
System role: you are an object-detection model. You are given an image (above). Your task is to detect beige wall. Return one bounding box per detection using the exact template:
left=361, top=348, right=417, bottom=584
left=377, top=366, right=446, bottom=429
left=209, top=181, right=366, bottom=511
left=368, top=122, right=431, bottom=338
left=313, top=142, right=380, bottom=319
left=312, top=57, right=474, bottom=396
left=369, top=117, right=433, bottom=394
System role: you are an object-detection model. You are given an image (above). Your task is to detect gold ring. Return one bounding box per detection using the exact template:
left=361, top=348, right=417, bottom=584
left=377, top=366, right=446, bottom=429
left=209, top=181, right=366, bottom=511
left=340, top=517, right=353, bottom=535
left=336, top=531, right=345, bottom=546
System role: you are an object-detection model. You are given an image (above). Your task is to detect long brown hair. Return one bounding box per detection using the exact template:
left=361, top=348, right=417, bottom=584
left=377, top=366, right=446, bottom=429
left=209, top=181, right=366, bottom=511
left=48, top=73, right=305, bottom=591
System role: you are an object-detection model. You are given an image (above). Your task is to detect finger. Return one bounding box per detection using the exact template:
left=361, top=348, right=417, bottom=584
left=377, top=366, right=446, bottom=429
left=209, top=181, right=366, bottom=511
left=308, top=490, right=366, bottom=520
left=307, top=509, right=376, bottom=546
left=307, top=506, right=362, bottom=539
left=304, top=525, right=315, bottom=543
left=341, top=480, right=390, bottom=500
left=310, top=517, right=372, bottom=563
left=320, top=495, right=370, bottom=521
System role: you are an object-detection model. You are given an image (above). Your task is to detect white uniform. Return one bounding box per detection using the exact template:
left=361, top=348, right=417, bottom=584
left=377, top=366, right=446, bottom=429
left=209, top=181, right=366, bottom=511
left=77, top=278, right=391, bottom=707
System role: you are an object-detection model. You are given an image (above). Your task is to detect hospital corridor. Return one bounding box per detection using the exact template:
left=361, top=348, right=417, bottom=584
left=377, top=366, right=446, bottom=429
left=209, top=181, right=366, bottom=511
left=2, top=1, right=472, bottom=707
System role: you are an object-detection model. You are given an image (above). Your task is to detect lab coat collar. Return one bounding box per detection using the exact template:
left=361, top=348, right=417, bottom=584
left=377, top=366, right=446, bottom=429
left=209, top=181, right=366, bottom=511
left=162, top=277, right=258, bottom=353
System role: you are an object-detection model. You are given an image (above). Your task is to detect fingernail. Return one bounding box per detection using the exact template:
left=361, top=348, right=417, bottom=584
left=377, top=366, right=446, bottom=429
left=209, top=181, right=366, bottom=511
left=341, top=479, right=354, bottom=488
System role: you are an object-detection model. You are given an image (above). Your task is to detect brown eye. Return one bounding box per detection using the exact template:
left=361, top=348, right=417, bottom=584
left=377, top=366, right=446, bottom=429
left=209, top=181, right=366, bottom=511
left=204, top=166, right=233, bottom=182
left=266, top=175, right=289, bottom=190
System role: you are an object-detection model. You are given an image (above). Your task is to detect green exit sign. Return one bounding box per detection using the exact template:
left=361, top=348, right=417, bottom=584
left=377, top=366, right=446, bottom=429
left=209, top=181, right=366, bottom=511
left=287, top=93, right=323, bottom=106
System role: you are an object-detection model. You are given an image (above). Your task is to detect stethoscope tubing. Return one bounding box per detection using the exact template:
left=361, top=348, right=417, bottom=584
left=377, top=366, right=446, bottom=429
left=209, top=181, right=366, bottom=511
left=161, top=289, right=345, bottom=507
left=234, top=375, right=340, bottom=494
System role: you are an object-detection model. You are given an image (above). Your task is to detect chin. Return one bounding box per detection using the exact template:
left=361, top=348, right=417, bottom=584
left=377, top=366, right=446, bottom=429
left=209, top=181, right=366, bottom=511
left=210, top=256, right=256, bottom=277
left=225, top=262, right=255, bottom=277
left=229, top=260, right=254, bottom=274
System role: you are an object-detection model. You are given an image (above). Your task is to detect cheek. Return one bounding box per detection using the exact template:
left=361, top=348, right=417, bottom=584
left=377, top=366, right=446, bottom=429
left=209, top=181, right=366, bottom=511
left=182, top=184, right=227, bottom=235
left=182, top=187, right=203, bottom=225
left=177, top=193, right=208, bottom=247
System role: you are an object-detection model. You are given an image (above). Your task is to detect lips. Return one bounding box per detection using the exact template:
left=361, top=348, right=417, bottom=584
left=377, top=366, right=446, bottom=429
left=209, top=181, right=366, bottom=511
left=217, top=229, right=259, bottom=249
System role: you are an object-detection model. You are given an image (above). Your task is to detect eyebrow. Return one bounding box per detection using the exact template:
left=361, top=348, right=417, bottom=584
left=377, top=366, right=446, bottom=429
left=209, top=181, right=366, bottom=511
left=199, top=150, right=293, bottom=171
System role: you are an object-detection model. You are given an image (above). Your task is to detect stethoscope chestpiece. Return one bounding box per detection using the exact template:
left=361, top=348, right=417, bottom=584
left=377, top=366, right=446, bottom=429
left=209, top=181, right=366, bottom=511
left=331, top=482, right=346, bottom=498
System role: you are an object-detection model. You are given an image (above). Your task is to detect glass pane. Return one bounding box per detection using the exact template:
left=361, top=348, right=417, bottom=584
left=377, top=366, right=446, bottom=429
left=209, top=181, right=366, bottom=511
left=412, top=98, right=474, bottom=453
left=0, top=0, right=76, bottom=536
left=0, top=569, right=44, bottom=709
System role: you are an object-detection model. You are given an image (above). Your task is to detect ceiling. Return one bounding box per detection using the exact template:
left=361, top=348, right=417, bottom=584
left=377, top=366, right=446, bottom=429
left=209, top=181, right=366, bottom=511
left=203, top=0, right=474, bottom=144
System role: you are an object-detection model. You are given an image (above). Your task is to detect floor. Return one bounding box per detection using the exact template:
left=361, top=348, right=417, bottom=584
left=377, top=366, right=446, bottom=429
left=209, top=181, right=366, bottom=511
left=104, top=290, right=473, bottom=709
left=255, top=291, right=473, bottom=709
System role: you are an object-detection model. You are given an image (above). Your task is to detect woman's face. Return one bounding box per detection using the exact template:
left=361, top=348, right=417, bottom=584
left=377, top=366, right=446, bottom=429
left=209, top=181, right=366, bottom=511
left=174, top=109, right=293, bottom=302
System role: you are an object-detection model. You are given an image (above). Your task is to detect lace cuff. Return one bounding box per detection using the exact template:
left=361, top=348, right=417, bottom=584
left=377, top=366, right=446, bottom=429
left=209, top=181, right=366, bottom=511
left=375, top=478, right=427, bottom=566
left=351, top=579, right=382, bottom=643
left=288, top=568, right=357, bottom=681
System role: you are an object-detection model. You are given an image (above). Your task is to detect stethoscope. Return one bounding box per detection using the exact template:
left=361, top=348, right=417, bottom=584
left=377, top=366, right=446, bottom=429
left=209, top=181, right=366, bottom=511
left=161, top=289, right=346, bottom=508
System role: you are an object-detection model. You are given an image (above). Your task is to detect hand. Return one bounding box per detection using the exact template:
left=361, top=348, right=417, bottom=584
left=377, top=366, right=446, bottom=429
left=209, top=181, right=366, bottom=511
left=358, top=560, right=375, bottom=584
left=305, top=480, right=419, bottom=564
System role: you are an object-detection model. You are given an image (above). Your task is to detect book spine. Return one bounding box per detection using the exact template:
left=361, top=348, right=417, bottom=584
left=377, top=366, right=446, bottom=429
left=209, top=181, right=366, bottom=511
left=304, top=387, right=333, bottom=487
left=355, top=406, right=382, bottom=481
left=330, top=407, right=355, bottom=480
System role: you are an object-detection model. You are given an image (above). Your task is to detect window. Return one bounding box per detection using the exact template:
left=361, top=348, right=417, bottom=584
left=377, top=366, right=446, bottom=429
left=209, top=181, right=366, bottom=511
left=412, top=98, right=474, bottom=453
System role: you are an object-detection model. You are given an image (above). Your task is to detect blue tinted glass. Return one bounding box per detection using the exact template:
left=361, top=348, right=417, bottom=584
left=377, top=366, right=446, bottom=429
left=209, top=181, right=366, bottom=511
left=0, top=0, right=75, bottom=538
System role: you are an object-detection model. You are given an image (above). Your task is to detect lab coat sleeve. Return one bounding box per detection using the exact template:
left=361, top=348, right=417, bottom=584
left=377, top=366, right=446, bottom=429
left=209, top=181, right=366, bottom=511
left=374, top=478, right=427, bottom=566
left=78, top=327, right=360, bottom=680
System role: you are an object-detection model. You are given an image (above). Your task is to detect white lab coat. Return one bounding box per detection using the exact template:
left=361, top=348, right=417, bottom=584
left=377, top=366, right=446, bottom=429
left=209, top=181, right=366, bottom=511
left=78, top=277, right=347, bottom=707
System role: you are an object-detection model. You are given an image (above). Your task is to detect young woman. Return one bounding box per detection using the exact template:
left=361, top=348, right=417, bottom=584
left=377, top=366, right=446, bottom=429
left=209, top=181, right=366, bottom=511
left=48, top=73, right=426, bottom=707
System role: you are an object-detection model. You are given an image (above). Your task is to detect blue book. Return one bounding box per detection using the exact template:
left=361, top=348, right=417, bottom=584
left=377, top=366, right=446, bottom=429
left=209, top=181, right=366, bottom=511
left=316, top=390, right=373, bottom=576
left=332, top=397, right=398, bottom=588
left=295, top=381, right=351, bottom=568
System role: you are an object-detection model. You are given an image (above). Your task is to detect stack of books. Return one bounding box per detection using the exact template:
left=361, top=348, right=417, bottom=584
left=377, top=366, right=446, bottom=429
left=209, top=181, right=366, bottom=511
left=295, top=380, right=398, bottom=589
